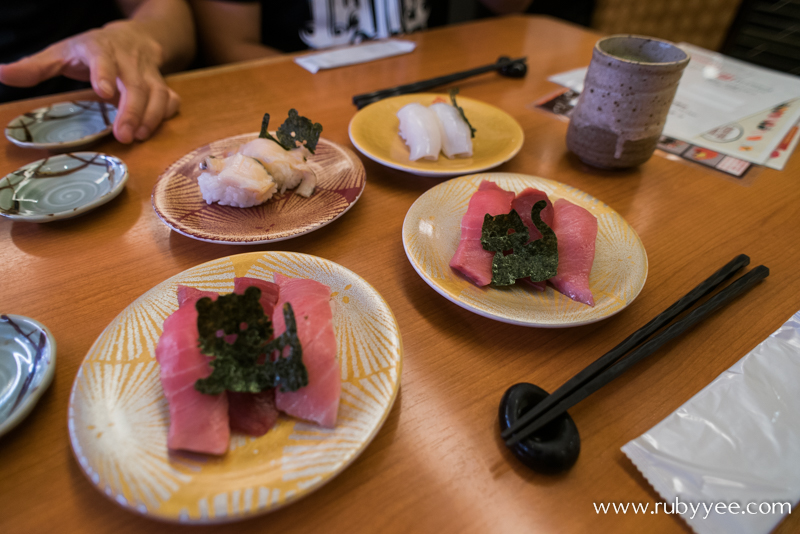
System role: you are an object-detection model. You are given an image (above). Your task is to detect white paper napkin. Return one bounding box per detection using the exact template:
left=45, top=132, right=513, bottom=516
left=294, top=39, right=416, bottom=74
left=622, top=310, right=800, bottom=534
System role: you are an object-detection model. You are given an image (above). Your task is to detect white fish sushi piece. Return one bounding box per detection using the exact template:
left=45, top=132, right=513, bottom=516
left=429, top=102, right=473, bottom=159
left=197, top=153, right=277, bottom=208
left=239, top=138, right=316, bottom=195
left=397, top=103, right=442, bottom=161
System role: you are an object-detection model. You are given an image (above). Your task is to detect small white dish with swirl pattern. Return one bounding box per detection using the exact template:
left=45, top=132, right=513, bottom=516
left=0, top=152, right=128, bottom=222
left=0, top=314, right=57, bottom=438
left=5, top=101, right=117, bottom=151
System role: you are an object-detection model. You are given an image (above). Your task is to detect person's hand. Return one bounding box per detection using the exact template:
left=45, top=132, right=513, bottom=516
left=0, top=20, right=180, bottom=143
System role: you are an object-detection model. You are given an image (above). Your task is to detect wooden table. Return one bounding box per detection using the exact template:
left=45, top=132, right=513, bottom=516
left=1, top=15, right=798, bottom=534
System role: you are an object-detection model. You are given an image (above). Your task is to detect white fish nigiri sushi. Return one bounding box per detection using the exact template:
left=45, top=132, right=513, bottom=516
left=429, top=102, right=473, bottom=159
left=197, top=153, right=277, bottom=208
left=397, top=103, right=442, bottom=161
left=239, top=138, right=316, bottom=197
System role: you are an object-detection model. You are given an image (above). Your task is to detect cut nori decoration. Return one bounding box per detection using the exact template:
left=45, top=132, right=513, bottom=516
left=450, top=88, right=477, bottom=138
left=194, top=286, right=308, bottom=395
left=258, top=109, right=323, bottom=154
left=481, top=200, right=559, bottom=286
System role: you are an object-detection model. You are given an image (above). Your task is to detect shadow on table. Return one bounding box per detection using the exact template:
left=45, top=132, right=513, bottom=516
left=9, top=188, right=140, bottom=257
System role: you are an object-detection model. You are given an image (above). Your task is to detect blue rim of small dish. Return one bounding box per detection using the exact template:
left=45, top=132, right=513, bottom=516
left=0, top=152, right=128, bottom=222
left=0, top=314, right=57, bottom=438
left=5, top=101, right=117, bottom=151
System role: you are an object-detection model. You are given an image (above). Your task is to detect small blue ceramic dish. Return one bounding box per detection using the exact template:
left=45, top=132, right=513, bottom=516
left=5, top=101, right=117, bottom=151
left=0, top=315, right=56, bottom=437
left=0, top=152, right=128, bottom=222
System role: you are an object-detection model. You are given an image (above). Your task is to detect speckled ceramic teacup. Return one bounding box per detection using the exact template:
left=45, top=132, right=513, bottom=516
left=566, top=35, right=690, bottom=169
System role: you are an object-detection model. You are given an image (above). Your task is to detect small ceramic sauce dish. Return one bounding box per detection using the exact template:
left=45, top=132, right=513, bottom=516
left=0, top=152, right=128, bottom=222
left=0, top=315, right=57, bottom=438
left=5, top=101, right=117, bottom=152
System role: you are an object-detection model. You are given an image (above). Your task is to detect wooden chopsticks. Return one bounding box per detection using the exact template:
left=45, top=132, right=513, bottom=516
left=352, top=56, right=527, bottom=109
left=502, top=255, right=769, bottom=447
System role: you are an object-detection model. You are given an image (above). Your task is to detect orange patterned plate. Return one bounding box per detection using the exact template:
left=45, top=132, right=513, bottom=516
left=152, top=134, right=366, bottom=244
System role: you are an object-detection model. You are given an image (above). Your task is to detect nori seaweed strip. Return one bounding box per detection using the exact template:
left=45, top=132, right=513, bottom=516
left=449, top=88, right=477, bottom=138
left=481, top=200, right=559, bottom=286
left=257, top=110, right=324, bottom=154
left=194, top=288, right=308, bottom=395
left=263, top=303, right=309, bottom=392
left=258, top=113, right=283, bottom=148
left=276, top=109, right=323, bottom=154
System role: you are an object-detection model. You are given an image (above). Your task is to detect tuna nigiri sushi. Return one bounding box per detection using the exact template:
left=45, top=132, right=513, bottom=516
left=397, top=103, right=442, bottom=161
left=158, top=273, right=341, bottom=452
left=549, top=199, right=597, bottom=306
left=512, top=188, right=555, bottom=292
left=450, top=181, right=515, bottom=286
left=272, top=273, right=339, bottom=428
left=156, top=298, right=230, bottom=455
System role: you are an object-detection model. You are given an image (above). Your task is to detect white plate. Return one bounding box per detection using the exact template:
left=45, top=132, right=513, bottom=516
left=0, top=152, right=128, bottom=222
left=68, top=252, right=403, bottom=523
left=402, top=173, right=648, bottom=327
left=5, top=101, right=116, bottom=151
left=0, top=315, right=57, bottom=437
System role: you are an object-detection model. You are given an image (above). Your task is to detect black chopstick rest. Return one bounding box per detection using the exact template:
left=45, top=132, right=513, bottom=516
left=499, top=383, right=580, bottom=474
left=499, top=257, right=769, bottom=473
left=500, top=254, right=751, bottom=444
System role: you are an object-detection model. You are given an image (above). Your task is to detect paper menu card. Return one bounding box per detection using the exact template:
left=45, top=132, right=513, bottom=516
left=667, top=44, right=800, bottom=141
left=767, top=120, right=800, bottom=170
left=688, top=99, right=800, bottom=166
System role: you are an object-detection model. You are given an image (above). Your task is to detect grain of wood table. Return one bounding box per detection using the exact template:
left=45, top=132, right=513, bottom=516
left=1, top=15, right=798, bottom=534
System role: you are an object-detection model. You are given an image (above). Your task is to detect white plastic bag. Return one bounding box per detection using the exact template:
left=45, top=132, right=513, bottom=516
left=622, top=310, right=800, bottom=534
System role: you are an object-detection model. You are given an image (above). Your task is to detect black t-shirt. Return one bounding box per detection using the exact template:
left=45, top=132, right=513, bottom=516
left=476, top=0, right=596, bottom=28
left=0, top=1, right=123, bottom=102
left=224, top=0, right=449, bottom=53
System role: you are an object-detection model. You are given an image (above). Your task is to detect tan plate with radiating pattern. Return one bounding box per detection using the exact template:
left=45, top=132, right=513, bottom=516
left=68, top=252, right=402, bottom=523
left=152, top=134, right=366, bottom=244
left=402, top=173, right=648, bottom=327
left=348, top=93, right=524, bottom=177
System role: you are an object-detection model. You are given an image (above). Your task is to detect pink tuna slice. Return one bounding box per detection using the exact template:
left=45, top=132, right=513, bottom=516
left=156, top=302, right=230, bottom=455
left=177, top=285, right=218, bottom=308
left=512, top=188, right=555, bottom=291
left=234, top=277, right=280, bottom=317
left=229, top=277, right=281, bottom=433
left=548, top=199, right=597, bottom=306
left=450, top=180, right=515, bottom=286
left=228, top=390, right=280, bottom=436
left=272, top=273, right=339, bottom=428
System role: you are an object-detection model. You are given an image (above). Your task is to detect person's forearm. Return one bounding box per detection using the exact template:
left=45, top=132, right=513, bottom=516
left=115, top=0, right=196, bottom=73
left=209, top=42, right=283, bottom=65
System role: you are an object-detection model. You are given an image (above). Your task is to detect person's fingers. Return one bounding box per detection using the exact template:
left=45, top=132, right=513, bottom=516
left=165, top=87, right=181, bottom=119
left=0, top=43, right=73, bottom=87
left=80, top=39, right=118, bottom=100
left=135, top=81, right=169, bottom=140
left=113, top=74, right=149, bottom=144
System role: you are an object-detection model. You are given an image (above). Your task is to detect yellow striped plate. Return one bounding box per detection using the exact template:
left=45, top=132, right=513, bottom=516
left=68, top=252, right=402, bottom=523
left=402, top=173, right=648, bottom=327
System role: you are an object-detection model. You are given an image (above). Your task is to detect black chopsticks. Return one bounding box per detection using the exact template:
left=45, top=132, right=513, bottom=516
left=502, top=255, right=769, bottom=447
left=352, top=56, right=527, bottom=109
